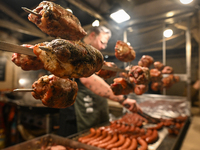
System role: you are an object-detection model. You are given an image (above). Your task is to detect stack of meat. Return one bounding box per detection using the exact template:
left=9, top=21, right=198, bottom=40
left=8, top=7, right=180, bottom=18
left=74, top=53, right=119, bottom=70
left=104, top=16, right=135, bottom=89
left=11, top=1, right=104, bottom=108
left=112, top=53, right=180, bottom=95
left=150, top=61, right=180, bottom=92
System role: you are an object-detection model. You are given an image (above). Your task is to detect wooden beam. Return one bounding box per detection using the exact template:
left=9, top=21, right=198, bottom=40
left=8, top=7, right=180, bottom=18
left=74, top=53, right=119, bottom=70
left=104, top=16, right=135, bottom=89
left=0, top=20, right=46, bottom=38
left=0, top=1, right=45, bottom=35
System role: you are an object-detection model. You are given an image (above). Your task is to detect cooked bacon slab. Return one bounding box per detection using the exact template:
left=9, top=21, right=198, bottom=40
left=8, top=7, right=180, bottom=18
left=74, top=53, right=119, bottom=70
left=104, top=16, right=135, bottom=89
left=28, top=1, right=87, bottom=41
left=33, top=39, right=104, bottom=78
left=32, top=75, right=78, bottom=108
left=115, top=40, right=136, bottom=62
left=11, top=44, right=44, bottom=71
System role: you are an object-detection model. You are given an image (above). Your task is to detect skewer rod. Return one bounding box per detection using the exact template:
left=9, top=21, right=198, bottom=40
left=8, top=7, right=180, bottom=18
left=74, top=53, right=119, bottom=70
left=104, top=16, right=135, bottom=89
left=22, top=7, right=41, bottom=17
left=13, top=89, right=34, bottom=92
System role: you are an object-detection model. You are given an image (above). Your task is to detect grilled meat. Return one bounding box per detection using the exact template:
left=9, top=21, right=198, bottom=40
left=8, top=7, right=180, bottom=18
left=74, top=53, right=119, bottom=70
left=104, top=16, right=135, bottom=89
left=28, top=1, right=87, bottom=41
left=33, top=39, right=104, bottom=78
left=11, top=44, right=44, bottom=71
left=138, top=55, right=154, bottom=68
left=110, top=78, right=134, bottom=95
left=32, top=75, right=78, bottom=108
left=115, top=40, right=136, bottom=62
left=96, top=61, right=117, bottom=79
left=128, top=66, right=150, bottom=85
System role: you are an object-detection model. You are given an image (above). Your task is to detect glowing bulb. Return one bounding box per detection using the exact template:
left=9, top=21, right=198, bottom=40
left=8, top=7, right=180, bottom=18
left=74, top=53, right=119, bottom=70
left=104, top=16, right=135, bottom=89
left=19, top=79, right=26, bottom=85
left=180, top=0, right=193, bottom=4
left=110, top=9, right=130, bottom=23
left=163, top=29, right=173, bottom=38
left=92, top=20, right=99, bottom=27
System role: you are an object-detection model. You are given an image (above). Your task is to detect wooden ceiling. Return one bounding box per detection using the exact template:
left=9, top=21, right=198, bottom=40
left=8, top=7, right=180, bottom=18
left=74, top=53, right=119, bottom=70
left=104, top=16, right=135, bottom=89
left=0, top=0, right=199, bottom=57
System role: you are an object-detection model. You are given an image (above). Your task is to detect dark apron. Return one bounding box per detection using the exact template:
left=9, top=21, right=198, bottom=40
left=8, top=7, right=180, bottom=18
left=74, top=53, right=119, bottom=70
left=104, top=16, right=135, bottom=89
left=74, top=79, right=109, bottom=132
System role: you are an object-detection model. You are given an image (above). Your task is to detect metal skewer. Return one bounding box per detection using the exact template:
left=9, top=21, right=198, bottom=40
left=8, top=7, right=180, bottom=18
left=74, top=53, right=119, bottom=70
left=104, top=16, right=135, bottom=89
left=39, top=46, right=51, bottom=52
left=22, top=7, right=41, bottom=17
left=13, top=89, right=34, bottom=92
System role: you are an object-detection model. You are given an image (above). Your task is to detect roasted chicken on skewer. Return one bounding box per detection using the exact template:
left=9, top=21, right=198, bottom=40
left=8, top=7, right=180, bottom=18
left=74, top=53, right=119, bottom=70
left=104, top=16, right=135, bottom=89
left=110, top=78, right=134, bottom=95
left=32, top=74, right=78, bottom=108
left=27, top=1, right=87, bottom=41
left=96, top=61, right=118, bottom=79
left=128, top=65, right=150, bottom=85
left=138, top=55, right=154, bottom=68
left=115, top=40, right=136, bottom=62
left=154, top=61, right=164, bottom=71
left=11, top=44, right=44, bottom=71
left=33, top=39, right=104, bottom=78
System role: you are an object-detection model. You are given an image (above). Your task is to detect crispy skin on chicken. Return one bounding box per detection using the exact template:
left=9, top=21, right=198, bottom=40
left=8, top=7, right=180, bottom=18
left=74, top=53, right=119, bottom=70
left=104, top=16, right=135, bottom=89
left=128, top=66, right=150, bottom=85
left=115, top=40, right=136, bottom=62
left=162, top=66, right=174, bottom=74
left=134, top=84, right=148, bottom=95
left=110, top=78, right=134, bottom=95
left=150, top=68, right=162, bottom=82
left=32, top=75, right=78, bottom=108
left=33, top=39, right=104, bottom=78
left=154, top=61, right=164, bottom=71
left=162, top=74, right=179, bottom=89
left=138, top=55, right=154, bottom=68
left=96, top=61, right=117, bottom=79
left=11, top=44, right=44, bottom=71
left=28, top=1, right=87, bottom=41
left=151, top=82, right=162, bottom=91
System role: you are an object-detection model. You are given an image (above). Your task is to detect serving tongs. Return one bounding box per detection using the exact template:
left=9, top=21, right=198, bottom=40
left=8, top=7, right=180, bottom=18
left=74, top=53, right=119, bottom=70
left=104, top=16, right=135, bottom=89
left=123, top=103, right=160, bottom=124
left=137, top=111, right=160, bottom=124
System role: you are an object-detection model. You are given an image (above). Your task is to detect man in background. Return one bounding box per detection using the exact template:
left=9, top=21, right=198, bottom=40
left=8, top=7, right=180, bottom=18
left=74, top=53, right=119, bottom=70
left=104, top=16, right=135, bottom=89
left=58, top=26, right=141, bottom=136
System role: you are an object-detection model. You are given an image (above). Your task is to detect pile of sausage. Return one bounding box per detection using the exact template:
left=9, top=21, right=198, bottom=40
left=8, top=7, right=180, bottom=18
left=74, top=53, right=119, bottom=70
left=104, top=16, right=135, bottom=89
left=78, top=113, right=188, bottom=150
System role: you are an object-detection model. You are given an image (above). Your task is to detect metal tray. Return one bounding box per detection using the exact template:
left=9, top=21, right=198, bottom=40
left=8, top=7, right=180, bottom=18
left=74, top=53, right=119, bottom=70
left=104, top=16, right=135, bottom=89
left=3, top=134, right=103, bottom=150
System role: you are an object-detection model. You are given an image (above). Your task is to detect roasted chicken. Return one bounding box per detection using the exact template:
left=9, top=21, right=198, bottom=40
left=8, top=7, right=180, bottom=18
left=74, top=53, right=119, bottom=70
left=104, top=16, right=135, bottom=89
left=115, top=40, right=136, bottom=62
left=154, top=61, right=164, bottom=71
left=150, top=68, right=162, bottom=82
left=96, top=61, right=117, bottom=79
left=138, top=55, right=154, bottom=68
left=162, top=66, right=174, bottom=74
left=110, top=78, right=134, bottom=95
left=33, top=39, right=104, bottom=78
left=32, top=75, right=78, bottom=108
left=134, top=84, right=148, bottom=95
left=28, top=1, right=87, bottom=41
left=128, top=66, right=150, bottom=85
left=11, top=44, right=44, bottom=71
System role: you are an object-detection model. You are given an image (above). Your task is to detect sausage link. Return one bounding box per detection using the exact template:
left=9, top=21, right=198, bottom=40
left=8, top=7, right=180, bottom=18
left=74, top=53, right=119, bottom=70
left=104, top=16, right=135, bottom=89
left=78, top=128, right=96, bottom=142
left=137, top=137, right=148, bottom=150
left=145, top=129, right=158, bottom=144
left=126, top=138, right=137, bottom=150
left=87, top=130, right=107, bottom=145
left=148, top=122, right=164, bottom=130
left=93, top=132, right=112, bottom=146
left=117, top=137, right=131, bottom=149
left=105, top=134, right=126, bottom=150
left=97, top=133, right=118, bottom=148
left=140, top=129, right=152, bottom=140
left=81, top=129, right=101, bottom=143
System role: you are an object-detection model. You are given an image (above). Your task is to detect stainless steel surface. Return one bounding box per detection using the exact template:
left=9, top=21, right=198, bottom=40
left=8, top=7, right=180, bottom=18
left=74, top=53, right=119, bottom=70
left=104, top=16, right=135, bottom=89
left=186, top=19, right=192, bottom=103
left=3, top=134, right=103, bottom=150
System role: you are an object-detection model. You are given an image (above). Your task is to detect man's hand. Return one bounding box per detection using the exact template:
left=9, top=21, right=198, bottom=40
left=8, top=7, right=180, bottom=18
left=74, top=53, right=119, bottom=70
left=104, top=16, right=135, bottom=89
left=122, top=98, right=142, bottom=113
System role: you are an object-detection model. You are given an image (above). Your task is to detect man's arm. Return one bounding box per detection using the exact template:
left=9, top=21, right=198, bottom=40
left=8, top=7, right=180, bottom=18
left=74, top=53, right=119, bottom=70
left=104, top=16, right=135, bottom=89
left=80, top=74, right=142, bottom=112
